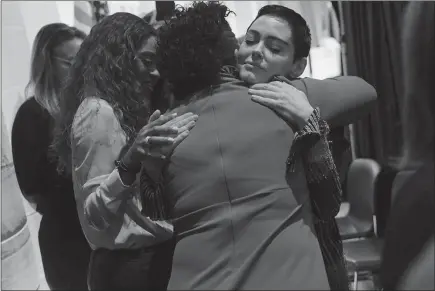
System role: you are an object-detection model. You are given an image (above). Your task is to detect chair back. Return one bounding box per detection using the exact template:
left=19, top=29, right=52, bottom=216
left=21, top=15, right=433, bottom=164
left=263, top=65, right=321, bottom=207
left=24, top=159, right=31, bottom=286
left=346, top=159, right=381, bottom=228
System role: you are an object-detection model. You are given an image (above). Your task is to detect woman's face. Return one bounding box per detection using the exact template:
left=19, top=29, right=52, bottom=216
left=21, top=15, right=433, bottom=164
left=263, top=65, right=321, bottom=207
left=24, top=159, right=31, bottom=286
left=135, top=36, right=160, bottom=88
left=236, top=15, right=297, bottom=85
left=53, top=37, right=83, bottom=80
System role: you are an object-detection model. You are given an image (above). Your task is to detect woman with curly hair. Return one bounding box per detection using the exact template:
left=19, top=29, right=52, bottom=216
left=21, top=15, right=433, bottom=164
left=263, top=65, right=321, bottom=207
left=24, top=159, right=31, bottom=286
left=51, top=12, right=197, bottom=291
left=140, top=2, right=377, bottom=289
left=12, top=23, right=90, bottom=290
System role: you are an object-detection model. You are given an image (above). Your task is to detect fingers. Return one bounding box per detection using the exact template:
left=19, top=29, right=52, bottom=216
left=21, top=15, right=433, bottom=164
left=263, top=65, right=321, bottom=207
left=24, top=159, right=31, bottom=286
left=148, top=110, right=161, bottom=123
left=165, top=112, right=197, bottom=127
left=251, top=95, right=279, bottom=109
left=177, top=120, right=196, bottom=134
left=147, top=125, right=179, bottom=136
left=269, top=81, right=301, bottom=93
left=250, top=83, right=280, bottom=92
left=145, top=136, right=175, bottom=146
left=268, top=81, right=286, bottom=88
left=272, top=76, right=289, bottom=83
left=148, top=112, right=178, bottom=127
left=251, top=81, right=295, bottom=91
left=250, top=83, right=268, bottom=90
left=137, top=112, right=198, bottom=159
left=171, top=116, right=198, bottom=132
left=248, top=88, right=279, bottom=100
left=134, top=136, right=174, bottom=158
left=172, top=129, right=190, bottom=148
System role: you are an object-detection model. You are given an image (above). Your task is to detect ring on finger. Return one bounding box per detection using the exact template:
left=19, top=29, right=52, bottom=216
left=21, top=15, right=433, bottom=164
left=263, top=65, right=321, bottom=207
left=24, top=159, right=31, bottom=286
left=144, top=136, right=151, bottom=144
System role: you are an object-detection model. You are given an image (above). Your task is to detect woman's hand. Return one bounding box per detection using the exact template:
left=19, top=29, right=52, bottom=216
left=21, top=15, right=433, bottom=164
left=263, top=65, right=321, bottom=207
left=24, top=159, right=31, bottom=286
left=249, top=81, right=314, bottom=129
left=122, top=110, right=198, bottom=173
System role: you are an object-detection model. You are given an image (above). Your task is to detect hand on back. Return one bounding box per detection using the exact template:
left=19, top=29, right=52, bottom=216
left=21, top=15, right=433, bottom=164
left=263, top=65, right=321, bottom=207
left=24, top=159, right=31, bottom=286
left=123, top=110, right=198, bottom=172
left=249, top=80, right=314, bottom=130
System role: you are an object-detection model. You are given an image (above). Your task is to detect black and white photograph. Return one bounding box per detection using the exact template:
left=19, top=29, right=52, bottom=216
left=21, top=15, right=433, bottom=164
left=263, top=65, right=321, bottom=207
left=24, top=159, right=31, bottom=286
left=1, top=1, right=433, bottom=290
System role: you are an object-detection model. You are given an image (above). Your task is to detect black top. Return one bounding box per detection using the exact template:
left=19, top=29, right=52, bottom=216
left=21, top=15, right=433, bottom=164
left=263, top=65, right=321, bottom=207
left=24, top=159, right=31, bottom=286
left=12, top=97, right=81, bottom=233
left=380, top=161, right=434, bottom=290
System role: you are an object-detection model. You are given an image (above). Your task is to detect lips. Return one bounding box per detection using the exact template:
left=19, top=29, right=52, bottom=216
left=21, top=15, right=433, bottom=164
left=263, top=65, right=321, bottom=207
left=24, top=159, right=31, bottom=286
left=244, top=62, right=264, bottom=71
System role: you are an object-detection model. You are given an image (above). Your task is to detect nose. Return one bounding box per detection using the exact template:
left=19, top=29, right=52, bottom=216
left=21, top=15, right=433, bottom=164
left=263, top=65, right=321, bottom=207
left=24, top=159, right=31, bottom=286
left=251, top=43, right=264, bottom=62
left=252, top=50, right=263, bottom=62
left=150, top=68, right=160, bottom=79
left=149, top=69, right=160, bottom=86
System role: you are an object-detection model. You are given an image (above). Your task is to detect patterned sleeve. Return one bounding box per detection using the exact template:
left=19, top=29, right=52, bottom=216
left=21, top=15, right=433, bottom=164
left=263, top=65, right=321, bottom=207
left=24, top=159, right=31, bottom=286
left=139, top=166, right=170, bottom=221
left=287, top=108, right=342, bottom=222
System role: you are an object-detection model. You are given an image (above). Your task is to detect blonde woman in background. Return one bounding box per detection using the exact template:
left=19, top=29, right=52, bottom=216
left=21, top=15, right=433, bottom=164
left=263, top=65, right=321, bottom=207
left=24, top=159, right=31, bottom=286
left=11, top=23, right=90, bottom=290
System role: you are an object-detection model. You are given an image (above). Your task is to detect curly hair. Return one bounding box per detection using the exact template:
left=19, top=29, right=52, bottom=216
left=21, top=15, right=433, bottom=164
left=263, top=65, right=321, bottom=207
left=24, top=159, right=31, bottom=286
left=156, top=1, right=235, bottom=101
left=52, top=12, right=156, bottom=174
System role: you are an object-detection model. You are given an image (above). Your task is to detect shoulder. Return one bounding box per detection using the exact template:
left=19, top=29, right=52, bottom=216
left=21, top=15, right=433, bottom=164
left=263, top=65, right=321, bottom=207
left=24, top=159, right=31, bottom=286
left=300, top=76, right=362, bottom=83
left=73, top=97, right=118, bottom=127
left=15, top=97, right=44, bottom=119
left=72, top=97, right=123, bottom=142
left=301, top=76, right=375, bottom=92
left=13, top=97, right=49, bottom=134
left=293, top=76, right=367, bottom=88
left=75, top=97, right=115, bottom=118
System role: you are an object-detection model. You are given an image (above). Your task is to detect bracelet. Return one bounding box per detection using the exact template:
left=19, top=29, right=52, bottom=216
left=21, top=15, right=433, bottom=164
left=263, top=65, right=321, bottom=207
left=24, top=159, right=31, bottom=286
left=115, top=159, right=140, bottom=174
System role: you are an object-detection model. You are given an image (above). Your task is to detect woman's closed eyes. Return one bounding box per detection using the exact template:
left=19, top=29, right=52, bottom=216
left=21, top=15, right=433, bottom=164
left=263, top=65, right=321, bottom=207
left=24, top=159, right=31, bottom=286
left=243, top=33, right=284, bottom=55
left=136, top=53, right=157, bottom=72
left=53, top=56, right=74, bottom=67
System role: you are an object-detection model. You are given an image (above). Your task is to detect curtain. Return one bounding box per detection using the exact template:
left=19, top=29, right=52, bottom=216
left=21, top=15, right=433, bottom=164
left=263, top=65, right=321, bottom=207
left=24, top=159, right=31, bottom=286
left=341, top=1, right=409, bottom=164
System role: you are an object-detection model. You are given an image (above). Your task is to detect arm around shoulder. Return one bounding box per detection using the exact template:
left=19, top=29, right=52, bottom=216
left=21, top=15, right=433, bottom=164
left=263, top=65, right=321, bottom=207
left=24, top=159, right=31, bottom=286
left=329, top=76, right=377, bottom=126
left=293, top=76, right=378, bottom=128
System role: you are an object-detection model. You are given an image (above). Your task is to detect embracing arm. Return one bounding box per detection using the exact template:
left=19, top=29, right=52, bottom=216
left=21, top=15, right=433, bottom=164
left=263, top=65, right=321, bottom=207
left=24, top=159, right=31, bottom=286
left=287, top=108, right=342, bottom=221
left=289, top=76, right=377, bottom=128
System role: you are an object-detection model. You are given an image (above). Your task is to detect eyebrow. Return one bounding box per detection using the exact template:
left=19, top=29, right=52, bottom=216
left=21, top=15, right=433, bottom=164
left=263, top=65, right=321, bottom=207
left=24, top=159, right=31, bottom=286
left=247, top=29, right=290, bottom=46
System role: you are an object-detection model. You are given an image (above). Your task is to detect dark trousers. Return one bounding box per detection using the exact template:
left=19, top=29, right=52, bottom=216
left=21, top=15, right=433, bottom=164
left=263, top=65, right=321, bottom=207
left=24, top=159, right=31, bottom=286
left=38, top=214, right=91, bottom=290
left=88, top=239, right=176, bottom=291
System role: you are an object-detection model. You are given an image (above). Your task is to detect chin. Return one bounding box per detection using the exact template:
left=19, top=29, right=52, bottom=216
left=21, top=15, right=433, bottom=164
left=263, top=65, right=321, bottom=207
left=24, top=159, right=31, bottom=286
left=239, top=70, right=257, bottom=85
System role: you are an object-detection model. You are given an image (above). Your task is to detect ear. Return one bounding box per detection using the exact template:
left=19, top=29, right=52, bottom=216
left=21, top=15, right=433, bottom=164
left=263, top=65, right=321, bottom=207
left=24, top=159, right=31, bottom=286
left=288, top=57, right=307, bottom=79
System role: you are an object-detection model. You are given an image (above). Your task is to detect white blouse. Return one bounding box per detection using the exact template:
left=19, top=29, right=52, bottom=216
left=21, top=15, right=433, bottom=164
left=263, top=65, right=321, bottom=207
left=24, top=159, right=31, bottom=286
left=71, top=97, right=173, bottom=250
